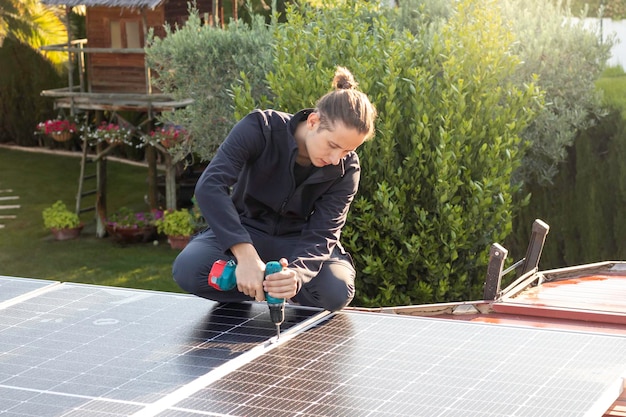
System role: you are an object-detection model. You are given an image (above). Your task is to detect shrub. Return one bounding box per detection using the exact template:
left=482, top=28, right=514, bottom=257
left=236, top=0, right=541, bottom=305
left=508, top=67, right=626, bottom=267
left=394, top=0, right=613, bottom=186
left=0, top=39, right=64, bottom=146
left=42, top=200, right=80, bottom=230
left=155, top=209, right=196, bottom=237
left=145, top=6, right=273, bottom=163
left=498, top=0, right=612, bottom=185
left=106, top=207, right=162, bottom=229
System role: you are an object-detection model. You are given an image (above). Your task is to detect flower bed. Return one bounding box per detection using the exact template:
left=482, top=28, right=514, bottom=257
left=105, top=207, right=163, bottom=244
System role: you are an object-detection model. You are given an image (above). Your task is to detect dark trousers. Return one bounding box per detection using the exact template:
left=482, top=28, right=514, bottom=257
left=172, top=228, right=355, bottom=311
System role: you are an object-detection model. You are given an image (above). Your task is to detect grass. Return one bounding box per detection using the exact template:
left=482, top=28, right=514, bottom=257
left=596, top=66, right=626, bottom=117
left=0, top=146, right=183, bottom=293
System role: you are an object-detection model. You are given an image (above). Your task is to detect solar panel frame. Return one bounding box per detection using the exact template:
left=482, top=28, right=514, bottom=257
left=0, top=276, right=58, bottom=305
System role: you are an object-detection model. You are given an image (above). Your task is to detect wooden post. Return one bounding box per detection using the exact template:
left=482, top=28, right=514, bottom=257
left=140, top=8, right=152, bottom=95
left=164, top=153, right=177, bottom=210
left=141, top=6, right=156, bottom=210
left=146, top=146, right=159, bottom=210
left=94, top=111, right=107, bottom=237
left=212, top=0, right=218, bottom=26
left=65, top=7, right=73, bottom=105
left=483, top=243, right=508, bottom=301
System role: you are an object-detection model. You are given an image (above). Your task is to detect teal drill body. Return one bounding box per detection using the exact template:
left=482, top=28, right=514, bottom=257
left=208, top=259, right=286, bottom=338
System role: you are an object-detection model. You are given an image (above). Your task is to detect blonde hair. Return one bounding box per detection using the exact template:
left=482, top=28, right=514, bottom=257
left=315, top=67, right=377, bottom=141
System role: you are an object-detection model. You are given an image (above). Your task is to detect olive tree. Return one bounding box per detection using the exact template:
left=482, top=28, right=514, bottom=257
left=145, top=6, right=273, bottom=163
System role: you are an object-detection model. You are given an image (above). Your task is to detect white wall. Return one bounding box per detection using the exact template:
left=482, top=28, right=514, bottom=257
left=581, top=18, right=626, bottom=69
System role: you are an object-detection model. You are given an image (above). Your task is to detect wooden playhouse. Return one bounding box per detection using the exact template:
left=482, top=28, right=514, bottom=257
left=39, top=0, right=234, bottom=235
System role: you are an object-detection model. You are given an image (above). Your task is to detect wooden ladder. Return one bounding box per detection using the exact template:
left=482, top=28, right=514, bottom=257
left=75, top=138, right=97, bottom=216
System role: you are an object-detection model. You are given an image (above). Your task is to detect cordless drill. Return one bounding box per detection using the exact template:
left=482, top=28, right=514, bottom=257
left=208, top=259, right=286, bottom=339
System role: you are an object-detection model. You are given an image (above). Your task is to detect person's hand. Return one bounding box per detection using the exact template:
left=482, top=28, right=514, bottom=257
left=235, top=258, right=266, bottom=301
left=231, top=243, right=266, bottom=301
left=263, top=258, right=298, bottom=300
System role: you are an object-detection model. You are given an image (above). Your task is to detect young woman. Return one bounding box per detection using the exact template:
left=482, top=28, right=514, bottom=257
left=172, top=67, right=377, bottom=312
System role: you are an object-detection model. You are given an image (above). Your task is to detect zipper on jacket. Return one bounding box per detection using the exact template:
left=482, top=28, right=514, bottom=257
left=273, top=194, right=291, bottom=235
left=272, top=145, right=298, bottom=235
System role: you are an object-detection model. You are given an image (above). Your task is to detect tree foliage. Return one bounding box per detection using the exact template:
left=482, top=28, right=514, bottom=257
left=393, top=0, right=612, bottom=186
left=499, top=0, right=612, bottom=185
left=145, top=7, right=273, bottom=163
left=0, top=0, right=68, bottom=65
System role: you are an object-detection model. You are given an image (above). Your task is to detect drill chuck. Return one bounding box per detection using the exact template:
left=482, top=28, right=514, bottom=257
left=268, top=303, right=285, bottom=326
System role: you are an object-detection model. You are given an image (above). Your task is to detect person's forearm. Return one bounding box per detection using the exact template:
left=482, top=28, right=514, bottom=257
left=231, top=242, right=261, bottom=265
left=231, top=242, right=266, bottom=301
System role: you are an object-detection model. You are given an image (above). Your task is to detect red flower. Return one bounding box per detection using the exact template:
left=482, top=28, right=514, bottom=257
left=149, top=125, right=187, bottom=148
left=37, top=119, right=77, bottom=135
left=88, top=122, right=133, bottom=143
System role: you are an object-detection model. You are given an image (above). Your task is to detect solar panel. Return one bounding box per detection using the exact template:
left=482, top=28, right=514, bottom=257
left=162, top=312, right=626, bottom=417
left=0, top=281, right=323, bottom=416
left=1, top=278, right=626, bottom=417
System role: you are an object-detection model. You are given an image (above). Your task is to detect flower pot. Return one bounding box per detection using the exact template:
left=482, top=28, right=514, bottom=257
left=105, top=136, right=125, bottom=145
left=167, top=235, right=190, bottom=250
left=107, top=225, right=157, bottom=244
left=50, top=224, right=84, bottom=241
left=50, top=131, right=72, bottom=142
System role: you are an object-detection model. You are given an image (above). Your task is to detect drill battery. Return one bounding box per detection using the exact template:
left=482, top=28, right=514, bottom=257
left=208, top=259, right=237, bottom=291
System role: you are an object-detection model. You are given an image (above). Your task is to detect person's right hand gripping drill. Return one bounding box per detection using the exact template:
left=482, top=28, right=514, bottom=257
left=209, top=255, right=295, bottom=338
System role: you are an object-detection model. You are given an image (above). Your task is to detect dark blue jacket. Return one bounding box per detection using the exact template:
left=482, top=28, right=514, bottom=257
left=194, top=109, right=360, bottom=285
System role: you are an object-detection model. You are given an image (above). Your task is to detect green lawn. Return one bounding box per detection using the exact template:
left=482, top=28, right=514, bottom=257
left=596, top=66, right=626, bottom=118
left=0, top=146, right=183, bottom=293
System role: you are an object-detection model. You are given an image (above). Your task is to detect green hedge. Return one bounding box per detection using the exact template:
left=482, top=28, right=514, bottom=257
left=146, top=0, right=613, bottom=306
left=0, top=39, right=64, bottom=146
left=508, top=69, right=626, bottom=268
left=236, top=0, right=542, bottom=306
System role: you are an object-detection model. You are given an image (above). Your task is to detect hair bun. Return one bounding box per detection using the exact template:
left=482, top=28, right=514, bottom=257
left=332, top=66, right=358, bottom=90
